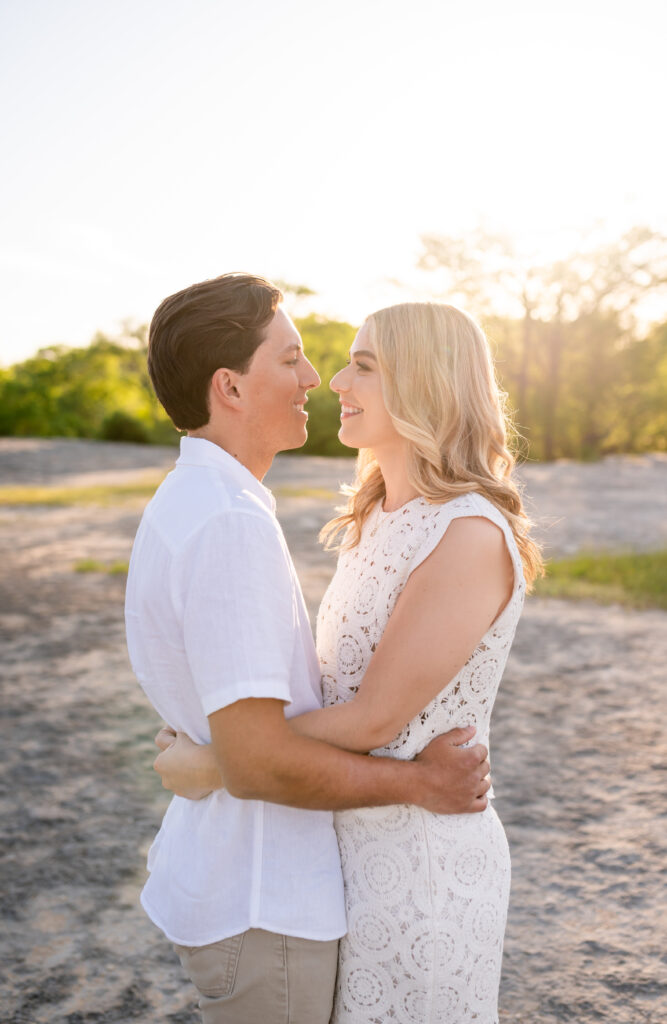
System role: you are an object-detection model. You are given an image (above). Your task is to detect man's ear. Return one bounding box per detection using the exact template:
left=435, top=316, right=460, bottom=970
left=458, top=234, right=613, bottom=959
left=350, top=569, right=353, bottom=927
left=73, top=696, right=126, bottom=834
left=210, top=367, right=242, bottom=410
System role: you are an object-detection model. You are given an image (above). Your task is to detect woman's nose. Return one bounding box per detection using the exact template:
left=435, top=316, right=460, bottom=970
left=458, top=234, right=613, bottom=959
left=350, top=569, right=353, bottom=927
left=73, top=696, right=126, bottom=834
left=330, top=366, right=348, bottom=393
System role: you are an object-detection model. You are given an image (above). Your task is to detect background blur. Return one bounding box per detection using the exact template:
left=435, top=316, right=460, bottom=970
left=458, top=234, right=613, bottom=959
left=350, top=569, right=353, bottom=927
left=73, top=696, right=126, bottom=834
left=2, top=0, right=667, bottom=462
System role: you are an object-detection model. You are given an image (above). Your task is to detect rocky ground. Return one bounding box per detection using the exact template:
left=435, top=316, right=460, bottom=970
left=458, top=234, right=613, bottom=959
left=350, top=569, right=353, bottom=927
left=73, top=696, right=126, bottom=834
left=1, top=439, right=666, bottom=1023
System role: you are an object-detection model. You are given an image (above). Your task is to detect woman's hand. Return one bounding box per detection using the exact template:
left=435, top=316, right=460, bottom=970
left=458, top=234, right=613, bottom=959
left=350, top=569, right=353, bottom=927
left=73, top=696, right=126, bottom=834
left=153, top=727, right=223, bottom=800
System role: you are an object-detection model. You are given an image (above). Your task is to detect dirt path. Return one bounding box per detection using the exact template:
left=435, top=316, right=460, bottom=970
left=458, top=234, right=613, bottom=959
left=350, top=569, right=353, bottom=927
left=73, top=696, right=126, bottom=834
left=1, top=440, right=666, bottom=1023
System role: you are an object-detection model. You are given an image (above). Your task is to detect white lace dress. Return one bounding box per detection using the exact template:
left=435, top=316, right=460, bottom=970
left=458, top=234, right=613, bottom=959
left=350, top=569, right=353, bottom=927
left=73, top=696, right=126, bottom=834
left=317, top=493, right=526, bottom=1024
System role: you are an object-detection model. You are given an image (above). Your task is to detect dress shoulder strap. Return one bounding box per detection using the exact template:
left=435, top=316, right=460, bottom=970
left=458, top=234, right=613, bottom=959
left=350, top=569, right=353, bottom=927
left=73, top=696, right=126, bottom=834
left=407, top=492, right=526, bottom=593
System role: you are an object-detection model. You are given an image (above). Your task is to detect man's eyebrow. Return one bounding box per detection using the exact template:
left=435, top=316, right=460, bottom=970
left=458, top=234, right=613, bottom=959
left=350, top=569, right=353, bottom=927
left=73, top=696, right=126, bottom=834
left=350, top=349, right=377, bottom=360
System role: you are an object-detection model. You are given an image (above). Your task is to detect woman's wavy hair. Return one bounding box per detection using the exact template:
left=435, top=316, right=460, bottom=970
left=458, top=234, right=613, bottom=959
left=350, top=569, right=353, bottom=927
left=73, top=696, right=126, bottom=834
left=321, top=302, right=543, bottom=586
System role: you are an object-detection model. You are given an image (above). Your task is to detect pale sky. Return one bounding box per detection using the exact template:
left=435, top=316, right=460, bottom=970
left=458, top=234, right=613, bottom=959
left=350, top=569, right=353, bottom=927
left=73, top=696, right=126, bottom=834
left=1, top=0, right=666, bottom=365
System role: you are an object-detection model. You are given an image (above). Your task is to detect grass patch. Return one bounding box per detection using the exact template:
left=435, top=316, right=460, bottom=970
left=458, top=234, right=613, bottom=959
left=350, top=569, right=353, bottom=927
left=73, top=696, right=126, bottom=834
left=0, top=476, right=165, bottom=507
left=534, top=550, right=667, bottom=610
left=74, top=559, right=129, bottom=575
left=0, top=479, right=336, bottom=506
left=273, top=486, right=338, bottom=500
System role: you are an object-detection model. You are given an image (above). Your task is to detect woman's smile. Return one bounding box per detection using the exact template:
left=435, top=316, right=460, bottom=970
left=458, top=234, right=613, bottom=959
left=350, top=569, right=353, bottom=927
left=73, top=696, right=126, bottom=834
left=330, top=323, right=404, bottom=454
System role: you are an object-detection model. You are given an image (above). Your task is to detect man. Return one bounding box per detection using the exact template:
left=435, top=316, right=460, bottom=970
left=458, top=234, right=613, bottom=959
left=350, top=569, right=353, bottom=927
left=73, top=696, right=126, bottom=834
left=125, top=272, right=490, bottom=1024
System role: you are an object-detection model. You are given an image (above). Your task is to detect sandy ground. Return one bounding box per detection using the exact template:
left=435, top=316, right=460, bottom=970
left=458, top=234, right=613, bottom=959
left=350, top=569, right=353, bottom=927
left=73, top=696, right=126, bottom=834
left=1, top=439, right=666, bottom=1024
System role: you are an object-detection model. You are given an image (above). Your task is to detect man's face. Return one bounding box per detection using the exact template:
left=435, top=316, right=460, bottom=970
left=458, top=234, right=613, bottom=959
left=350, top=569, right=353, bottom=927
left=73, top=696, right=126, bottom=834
left=239, top=306, right=320, bottom=456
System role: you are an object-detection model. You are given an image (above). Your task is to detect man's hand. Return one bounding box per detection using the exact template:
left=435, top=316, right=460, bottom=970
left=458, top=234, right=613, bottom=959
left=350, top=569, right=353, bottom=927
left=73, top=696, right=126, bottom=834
left=414, top=726, right=490, bottom=814
left=153, top=727, right=221, bottom=800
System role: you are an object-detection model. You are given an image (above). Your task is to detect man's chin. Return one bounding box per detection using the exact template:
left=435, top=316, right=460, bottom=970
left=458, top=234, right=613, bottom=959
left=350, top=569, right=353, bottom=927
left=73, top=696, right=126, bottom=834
left=279, top=429, right=309, bottom=453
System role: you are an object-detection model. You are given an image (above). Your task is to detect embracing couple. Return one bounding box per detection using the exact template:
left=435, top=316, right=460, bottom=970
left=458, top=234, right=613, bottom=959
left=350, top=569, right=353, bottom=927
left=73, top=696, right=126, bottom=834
left=125, top=272, right=542, bottom=1023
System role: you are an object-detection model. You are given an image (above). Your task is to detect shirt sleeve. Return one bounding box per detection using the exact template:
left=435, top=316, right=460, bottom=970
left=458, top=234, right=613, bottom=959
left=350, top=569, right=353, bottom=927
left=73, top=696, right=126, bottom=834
left=178, top=510, right=296, bottom=717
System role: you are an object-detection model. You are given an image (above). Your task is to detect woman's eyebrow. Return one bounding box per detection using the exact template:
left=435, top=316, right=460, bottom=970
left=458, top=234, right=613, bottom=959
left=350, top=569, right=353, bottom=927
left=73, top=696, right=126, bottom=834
left=350, top=349, right=377, bottom=360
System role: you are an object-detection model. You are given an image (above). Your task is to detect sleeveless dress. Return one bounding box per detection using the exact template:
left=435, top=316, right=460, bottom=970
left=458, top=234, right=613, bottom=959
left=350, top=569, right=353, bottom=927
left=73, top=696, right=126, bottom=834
left=316, top=492, right=526, bottom=1024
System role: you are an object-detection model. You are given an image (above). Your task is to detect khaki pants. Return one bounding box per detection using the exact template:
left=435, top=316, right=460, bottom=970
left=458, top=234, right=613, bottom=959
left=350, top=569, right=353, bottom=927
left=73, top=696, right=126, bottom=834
left=174, top=928, right=339, bottom=1024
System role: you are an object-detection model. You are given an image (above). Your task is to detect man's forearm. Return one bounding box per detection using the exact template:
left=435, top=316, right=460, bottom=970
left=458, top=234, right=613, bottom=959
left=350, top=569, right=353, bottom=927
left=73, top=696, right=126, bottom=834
left=209, top=701, right=484, bottom=814
left=227, top=730, right=425, bottom=810
left=157, top=726, right=423, bottom=807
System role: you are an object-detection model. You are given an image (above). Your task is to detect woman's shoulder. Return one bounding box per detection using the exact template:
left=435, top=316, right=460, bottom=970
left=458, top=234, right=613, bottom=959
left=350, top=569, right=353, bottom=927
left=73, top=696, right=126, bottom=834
left=406, top=492, right=516, bottom=560
left=400, top=492, right=523, bottom=596
left=353, top=492, right=511, bottom=556
left=416, top=490, right=507, bottom=527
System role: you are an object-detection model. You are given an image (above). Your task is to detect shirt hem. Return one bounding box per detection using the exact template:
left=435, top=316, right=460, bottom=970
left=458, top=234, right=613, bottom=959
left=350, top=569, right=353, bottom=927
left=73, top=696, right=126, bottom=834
left=140, top=891, right=346, bottom=946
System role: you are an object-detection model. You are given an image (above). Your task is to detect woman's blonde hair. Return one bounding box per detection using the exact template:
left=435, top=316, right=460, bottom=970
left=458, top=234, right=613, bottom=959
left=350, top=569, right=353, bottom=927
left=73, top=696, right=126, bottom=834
left=321, top=302, right=543, bottom=586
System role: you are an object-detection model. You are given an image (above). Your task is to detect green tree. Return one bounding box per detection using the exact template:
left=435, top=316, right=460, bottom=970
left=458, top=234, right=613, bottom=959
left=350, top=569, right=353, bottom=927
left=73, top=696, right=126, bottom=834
left=0, top=334, right=177, bottom=444
left=296, top=314, right=358, bottom=456
left=418, top=226, right=667, bottom=460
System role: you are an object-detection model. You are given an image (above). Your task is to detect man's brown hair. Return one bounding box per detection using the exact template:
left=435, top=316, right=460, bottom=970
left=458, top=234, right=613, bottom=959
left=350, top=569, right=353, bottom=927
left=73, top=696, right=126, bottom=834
left=148, top=272, right=283, bottom=429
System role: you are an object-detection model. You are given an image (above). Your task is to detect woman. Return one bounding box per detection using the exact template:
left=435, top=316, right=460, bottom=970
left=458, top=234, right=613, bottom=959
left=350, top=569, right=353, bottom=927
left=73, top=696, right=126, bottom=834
left=157, top=302, right=542, bottom=1022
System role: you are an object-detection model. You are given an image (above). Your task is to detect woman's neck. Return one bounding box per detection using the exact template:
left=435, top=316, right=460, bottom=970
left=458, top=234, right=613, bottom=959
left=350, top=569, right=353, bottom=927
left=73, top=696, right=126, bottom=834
left=374, top=443, right=418, bottom=513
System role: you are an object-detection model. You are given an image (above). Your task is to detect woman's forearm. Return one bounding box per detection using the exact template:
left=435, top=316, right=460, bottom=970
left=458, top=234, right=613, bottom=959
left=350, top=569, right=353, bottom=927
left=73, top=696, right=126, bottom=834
left=288, top=701, right=387, bottom=753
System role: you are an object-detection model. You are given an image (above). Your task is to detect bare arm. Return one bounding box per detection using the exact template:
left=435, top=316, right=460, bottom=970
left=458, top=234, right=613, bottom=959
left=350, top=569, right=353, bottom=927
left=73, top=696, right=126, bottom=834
left=153, top=714, right=489, bottom=813
left=208, top=698, right=488, bottom=813
left=289, top=517, right=514, bottom=752
left=152, top=518, right=508, bottom=810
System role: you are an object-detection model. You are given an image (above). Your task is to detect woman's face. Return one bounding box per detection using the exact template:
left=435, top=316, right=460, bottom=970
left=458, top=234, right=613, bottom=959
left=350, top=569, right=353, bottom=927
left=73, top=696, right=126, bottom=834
left=329, top=323, right=402, bottom=452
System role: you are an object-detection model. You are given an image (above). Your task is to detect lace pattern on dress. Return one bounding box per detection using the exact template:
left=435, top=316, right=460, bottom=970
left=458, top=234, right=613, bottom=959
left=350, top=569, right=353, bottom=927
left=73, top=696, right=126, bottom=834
left=317, top=493, right=524, bottom=1023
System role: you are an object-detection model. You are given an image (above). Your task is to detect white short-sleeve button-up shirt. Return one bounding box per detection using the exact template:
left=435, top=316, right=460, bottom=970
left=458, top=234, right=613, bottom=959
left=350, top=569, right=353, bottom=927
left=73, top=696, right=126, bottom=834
left=125, top=436, right=346, bottom=946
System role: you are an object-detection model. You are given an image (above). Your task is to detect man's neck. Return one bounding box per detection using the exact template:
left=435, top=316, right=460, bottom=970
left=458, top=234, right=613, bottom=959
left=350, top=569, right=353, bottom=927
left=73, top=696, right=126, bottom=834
left=186, top=426, right=273, bottom=481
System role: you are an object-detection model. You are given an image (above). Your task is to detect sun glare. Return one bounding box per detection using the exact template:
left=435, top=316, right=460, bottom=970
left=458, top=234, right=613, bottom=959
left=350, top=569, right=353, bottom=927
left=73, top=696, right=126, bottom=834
left=1, top=0, right=666, bottom=363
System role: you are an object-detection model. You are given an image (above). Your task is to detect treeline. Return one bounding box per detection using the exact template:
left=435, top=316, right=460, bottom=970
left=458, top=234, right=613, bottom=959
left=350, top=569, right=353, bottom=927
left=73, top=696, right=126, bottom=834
left=485, top=312, right=667, bottom=459
left=0, top=318, right=357, bottom=455
left=0, top=328, right=176, bottom=446
left=1, top=309, right=665, bottom=460
left=417, top=225, right=667, bottom=460
left=1, top=225, right=666, bottom=460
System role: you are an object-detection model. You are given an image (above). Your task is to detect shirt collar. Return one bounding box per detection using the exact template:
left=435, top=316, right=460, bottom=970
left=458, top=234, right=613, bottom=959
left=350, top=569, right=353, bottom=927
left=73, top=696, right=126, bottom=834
left=176, top=436, right=276, bottom=512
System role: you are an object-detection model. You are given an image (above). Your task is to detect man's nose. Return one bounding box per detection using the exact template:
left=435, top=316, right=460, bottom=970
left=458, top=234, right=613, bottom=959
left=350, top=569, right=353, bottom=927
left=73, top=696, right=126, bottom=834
left=302, top=357, right=320, bottom=390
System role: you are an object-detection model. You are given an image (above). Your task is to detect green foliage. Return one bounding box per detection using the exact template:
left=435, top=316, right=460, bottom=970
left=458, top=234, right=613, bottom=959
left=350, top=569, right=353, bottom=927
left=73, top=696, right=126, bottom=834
left=2, top=283, right=666, bottom=459
left=421, top=225, right=667, bottom=460
left=0, top=317, right=359, bottom=456
left=74, top=559, right=129, bottom=575
left=100, top=410, right=150, bottom=444
left=489, top=312, right=667, bottom=460
left=534, top=550, right=667, bottom=609
left=0, top=334, right=178, bottom=445
left=295, top=314, right=358, bottom=456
